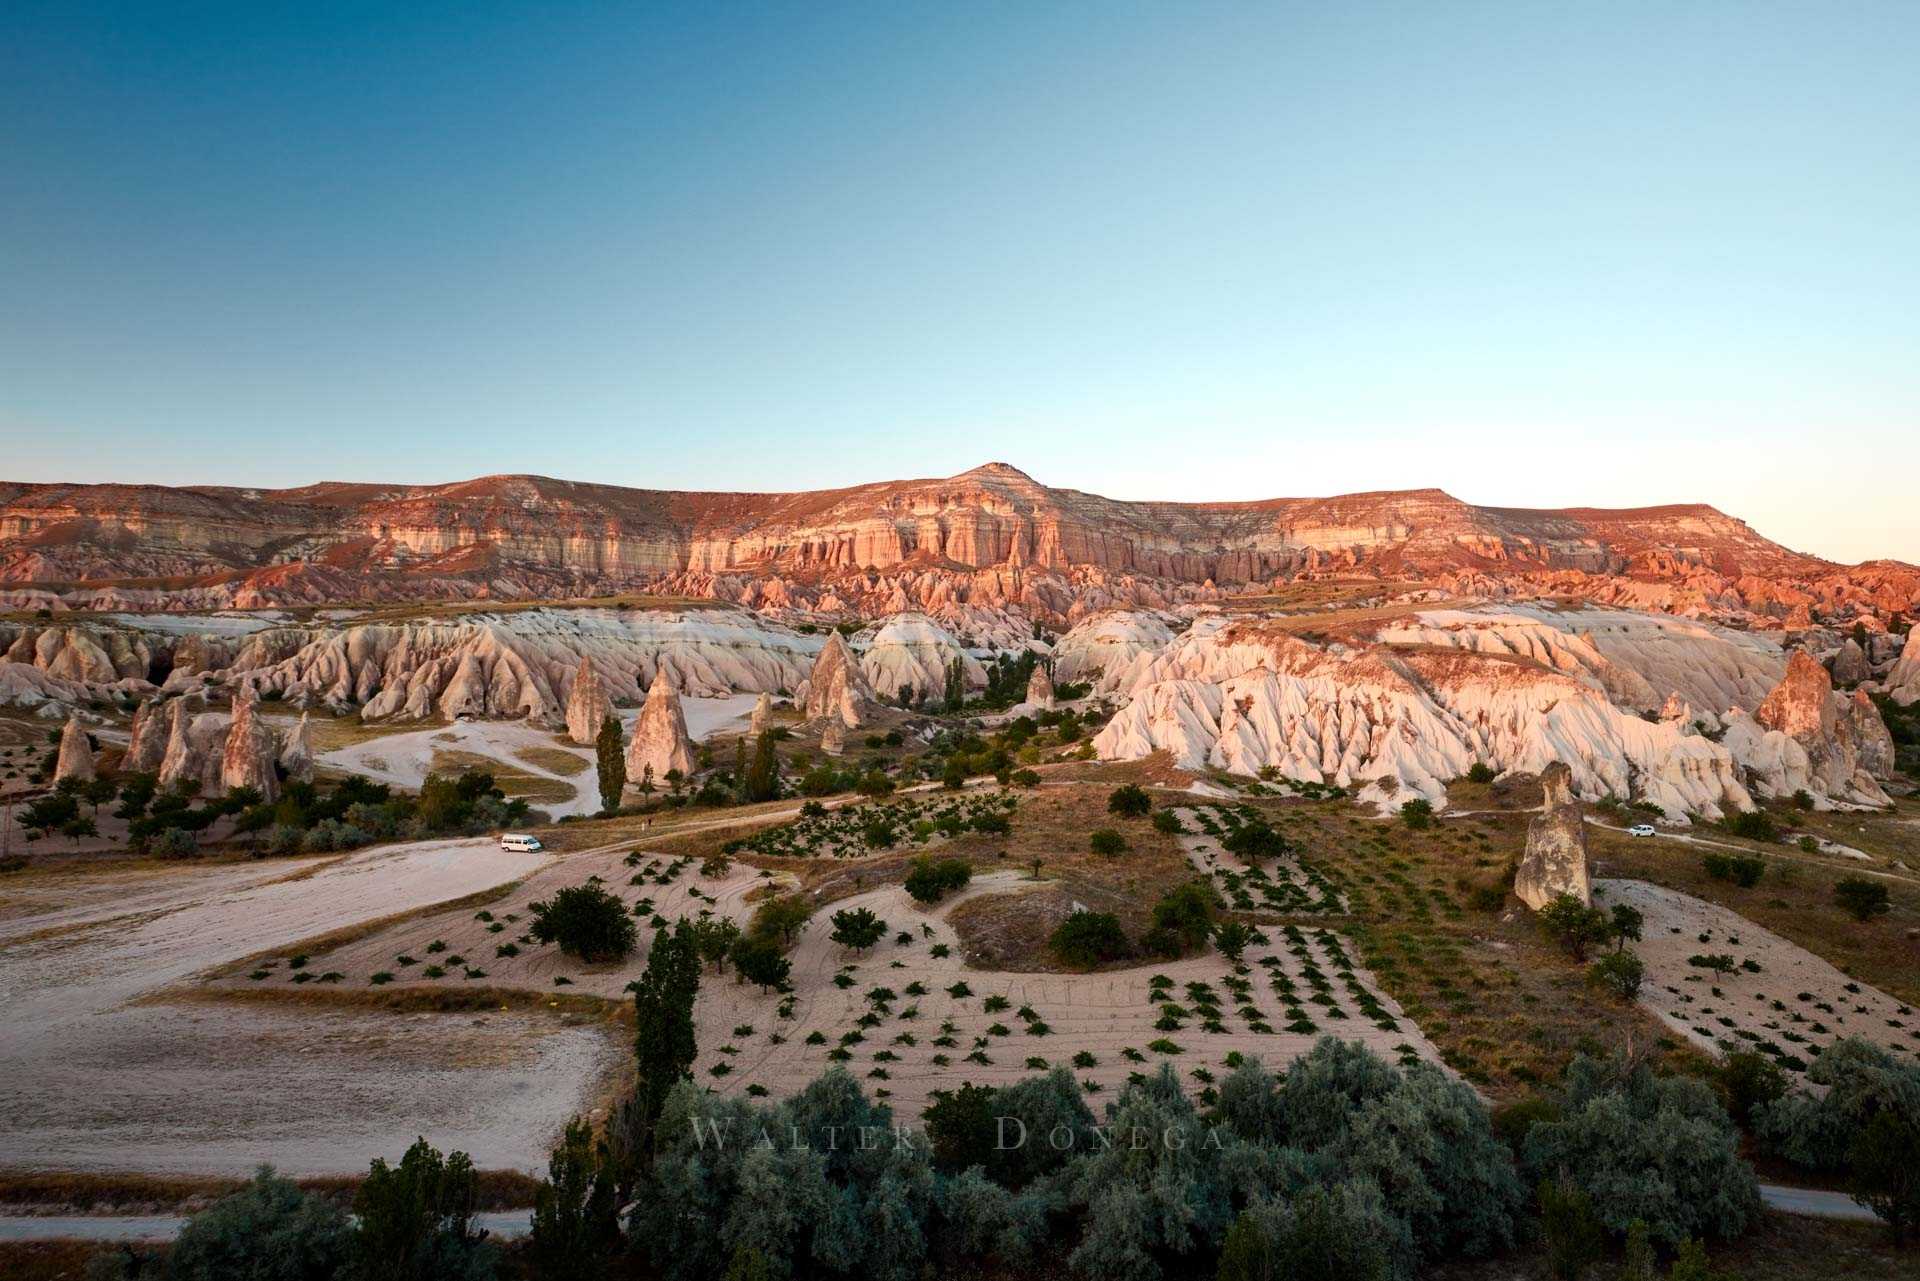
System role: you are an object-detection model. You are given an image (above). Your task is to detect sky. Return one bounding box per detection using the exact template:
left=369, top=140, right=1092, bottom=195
left=2, top=2, right=1916, bottom=563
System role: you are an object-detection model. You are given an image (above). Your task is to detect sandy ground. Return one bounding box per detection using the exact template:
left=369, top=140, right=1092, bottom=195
left=239, top=831, right=1445, bottom=1119
left=316, top=695, right=761, bottom=819
left=1598, top=878, right=1919, bottom=1075
left=0, top=838, right=621, bottom=1176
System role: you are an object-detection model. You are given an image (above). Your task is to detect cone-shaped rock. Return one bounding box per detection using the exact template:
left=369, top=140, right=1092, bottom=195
left=1515, top=762, right=1591, bottom=911
left=54, top=715, right=95, bottom=783
left=124, top=699, right=170, bottom=774
left=279, top=712, right=315, bottom=783
left=1025, top=663, right=1054, bottom=710
left=564, top=656, right=613, bottom=745
left=627, top=674, right=696, bottom=785
left=802, top=631, right=875, bottom=727
left=221, top=689, right=280, bottom=801
left=749, top=691, right=774, bottom=737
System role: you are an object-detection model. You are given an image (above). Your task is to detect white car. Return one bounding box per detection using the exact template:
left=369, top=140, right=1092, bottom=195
left=1627, top=824, right=1657, bottom=838
left=499, top=833, right=544, bottom=852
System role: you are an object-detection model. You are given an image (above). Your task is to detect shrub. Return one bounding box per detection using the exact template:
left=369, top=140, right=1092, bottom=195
left=1715, top=1052, right=1786, bottom=1129
left=1089, top=828, right=1127, bottom=856
left=1522, top=1054, right=1759, bottom=1248
left=1222, top=820, right=1289, bottom=863
left=166, top=1166, right=352, bottom=1281
left=1833, top=876, right=1890, bottom=921
left=1399, top=798, right=1433, bottom=829
left=152, top=827, right=200, bottom=858
left=1151, top=809, right=1184, bottom=835
left=1466, top=762, right=1496, bottom=785
left=528, top=884, right=638, bottom=963
left=1537, top=1174, right=1605, bottom=1281
left=1701, top=852, right=1765, bottom=887
left=1048, top=910, right=1131, bottom=969
left=1720, top=810, right=1777, bottom=842
left=1586, top=950, right=1643, bottom=1001
left=1107, top=785, right=1151, bottom=818
left=904, top=857, right=972, bottom=905
left=729, top=935, right=792, bottom=992
left=1534, top=894, right=1613, bottom=961
left=829, top=907, right=887, bottom=953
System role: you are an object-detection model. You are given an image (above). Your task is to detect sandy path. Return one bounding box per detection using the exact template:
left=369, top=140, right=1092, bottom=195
left=1598, top=878, right=1918, bottom=1076
left=0, top=837, right=622, bottom=1176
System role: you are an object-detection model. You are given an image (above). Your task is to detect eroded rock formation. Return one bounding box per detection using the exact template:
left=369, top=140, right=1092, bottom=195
left=800, top=631, right=876, bottom=727
left=627, top=676, right=695, bottom=786
left=564, top=656, right=613, bottom=745
left=1515, top=763, right=1592, bottom=911
left=53, top=715, right=94, bottom=783
left=219, top=690, right=279, bottom=801
left=1025, top=663, right=1054, bottom=710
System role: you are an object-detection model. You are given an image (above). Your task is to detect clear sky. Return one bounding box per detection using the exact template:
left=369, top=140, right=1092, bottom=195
left=3, top=2, right=1916, bottom=563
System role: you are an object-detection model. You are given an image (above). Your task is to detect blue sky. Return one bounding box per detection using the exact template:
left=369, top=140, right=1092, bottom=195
left=2, top=2, right=1916, bottom=562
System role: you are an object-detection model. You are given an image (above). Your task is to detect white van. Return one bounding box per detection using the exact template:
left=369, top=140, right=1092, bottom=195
left=499, top=833, right=544, bottom=853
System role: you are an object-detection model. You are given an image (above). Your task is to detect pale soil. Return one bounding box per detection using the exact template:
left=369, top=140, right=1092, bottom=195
left=0, top=837, right=620, bottom=1177
left=1599, top=878, right=1919, bottom=1075
left=234, top=833, right=1445, bottom=1120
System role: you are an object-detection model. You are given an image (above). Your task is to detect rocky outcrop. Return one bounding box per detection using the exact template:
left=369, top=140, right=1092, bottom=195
left=749, top=692, right=773, bottom=737
left=219, top=690, right=280, bottom=801
left=857, top=612, right=983, bottom=705
left=1025, top=663, right=1054, bottom=710
left=1052, top=611, right=1177, bottom=693
left=800, top=631, right=877, bottom=727
left=53, top=715, right=95, bottom=783
left=1887, top=630, right=1920, bottom=706
left=1730, top=650, right=1892, bottom=809
left=563, top=656, right=612, bottom=745
left=1515, top=763, right=1591, bottom=910
left=279, top=712, right=314, bottom=783
left=124, top=698, right=171, bottom=773
left=626, top=676, right=695, bottom=787
left=820, top=718, right=847, bottom=757
left=158, top=697, right=228, bottom=796
left=1829, top=638, right=1870, bottom=686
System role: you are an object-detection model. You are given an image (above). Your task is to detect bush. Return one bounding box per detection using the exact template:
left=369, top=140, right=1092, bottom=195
left=152, top=827, right=200, bottom=858
left=166, top=1166, right=352, bottom=1281
left=528, top=884, right=638, bottom=963
left=1399, top=798, right=1433, bottom=829
left=1151, top=809, right=1185, bottom=835
left=1466, top=762, right=1496, bottom=785
left=1834, top=876, right=1891, bottom=921
left=1107, top=785, right=1151, bottom=818
left=1144, top=881, right=1217, bottom=958
left=730, top=935, right=792, bottom=991
left=1048, top=910, right=1130, bottom=969
left=1537, top=1174, right=1605, bottom=1281
left=829, top=907, right=887, bottom=953
left=1222, top=820, right=1289, bottom=863
left=1586, top=950, right=1643, bottom=1000
left=1535, top=894, right=1613, bottom=961
left=1720, top=810, right=1777, bottom=842
left=904, top=857, right=972, bottom=905
left=1522, top=1054, right=1759, bottom=1248
left=1715, top=1052, right=1786, bottom=1129
left=1088, top=828, right=1127, bottom=856
left=1701, top=852, right=1765, bottom=887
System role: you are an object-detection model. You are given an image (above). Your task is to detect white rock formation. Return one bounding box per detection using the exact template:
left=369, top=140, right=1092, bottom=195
left=856, top=612, right=984, bottom=705
left=53, top=715, right=95, bottom=783
left=220, top=690, right=280, bottom=801
left=799, top=631, right=878, bottom=726
left=749, top=692, right=774, bottom=737
left=1515, top=763, right=1592, bottom=910
left=279, top=712, right=314, bottom=783
left=1025, top=663, right=1054, bottom=710
left=627, top=675, right=696, bottom=786
left=1717, top=651, right=1892, bottom=809
left=1887, top=629, right=1920, bottom=706
left=158, top=698, right=230, bottom=796
left=124, top=698, right=171, bottom=773
left=820, top=718, right=847, bottom=757
left=563, top=656, right=613, bottom=745
left=1051, top=610, right=1177, bottom=693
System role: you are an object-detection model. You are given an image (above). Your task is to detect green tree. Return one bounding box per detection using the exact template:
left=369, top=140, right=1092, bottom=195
left=1399, top=798, right=1433, bottom=829
left=1538, top=1174, right=1604, bottom=1280
left=529, top=1117, right=619, bottom=1279
left=1107, top=784, right=1151, bottom=818
left=741, top=730, right=781, bottom=803
left=829, top=906, right=887, bottom=953
left=166, top=1166, right=352, bottom=1281
left=1089, top=827, right=1127, bottom=856
left=593, top=716, right=626, bottom=813
left=630, top=918, right=700, bottom=1154
left=1848, top=1110, right=1920, bottom=1242
left=729, top=935, right=791, bottom=991
left=1834, top=876, right=1891, bottom=921
left=351, top=1138, right=494, bottom=1281
left=748, top=894, right=813, bottom=945
left=1586, top=950, right=1643, bottom=1000
left=1216, top=1211, right=1272, bottom=1281
left=1048, top=910, right=1130, bottom=968
left=529, top=884, right=637, bottom=962
left=1535, top=893, right=1613, bottom=961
